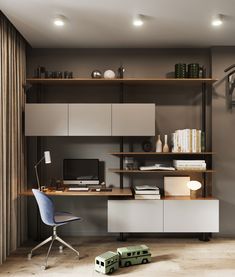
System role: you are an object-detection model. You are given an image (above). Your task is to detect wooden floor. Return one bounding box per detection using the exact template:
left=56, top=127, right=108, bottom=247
left=0, top=237, right=235, bottom=276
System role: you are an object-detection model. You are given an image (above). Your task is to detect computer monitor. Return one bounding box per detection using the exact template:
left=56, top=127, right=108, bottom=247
left=63, top=159, right=99, bottom=185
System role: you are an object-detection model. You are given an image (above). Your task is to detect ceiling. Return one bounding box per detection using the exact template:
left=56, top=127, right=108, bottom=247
left=1, top=0, right=235, bottom=48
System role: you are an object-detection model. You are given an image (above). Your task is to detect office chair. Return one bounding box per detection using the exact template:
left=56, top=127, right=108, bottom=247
left=28, top=189, right=82, bottom=270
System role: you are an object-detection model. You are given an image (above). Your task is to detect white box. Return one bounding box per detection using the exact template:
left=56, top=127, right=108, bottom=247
left=164, top=176, right=190, bottom=196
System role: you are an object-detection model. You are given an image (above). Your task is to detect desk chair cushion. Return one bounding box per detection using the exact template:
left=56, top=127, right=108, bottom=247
left=32, top=189, right=81, bottom=226
left=54, top=212, right=81, bottom=225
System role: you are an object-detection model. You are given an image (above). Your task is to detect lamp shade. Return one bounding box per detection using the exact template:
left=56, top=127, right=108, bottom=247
left=44, top=151, right=51, bottom=164
left=187, top=180, right=202, bottom=191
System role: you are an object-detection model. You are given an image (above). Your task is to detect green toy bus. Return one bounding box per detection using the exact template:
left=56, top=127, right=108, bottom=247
left=95, top=251, right=119, bottom=274
left=95, top=245, right=151, bottom=274
left=117, top=245, right=151, bottom=267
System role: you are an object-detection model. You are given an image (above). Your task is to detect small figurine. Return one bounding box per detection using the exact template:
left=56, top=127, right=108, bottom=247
left=118, top=65, right=125, bottom=79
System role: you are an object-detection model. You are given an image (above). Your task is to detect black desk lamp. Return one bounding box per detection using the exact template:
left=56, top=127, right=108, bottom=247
left=34, top=151, right=51, bottom=190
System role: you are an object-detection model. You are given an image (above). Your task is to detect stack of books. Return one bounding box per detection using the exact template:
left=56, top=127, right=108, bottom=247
left=173, top=160, right=206, bottom=170
left=139, top=164, right=175, bottom=171
left=134, top=185, right=161, bottom=200
left=172, top=129, right=204, bottom=153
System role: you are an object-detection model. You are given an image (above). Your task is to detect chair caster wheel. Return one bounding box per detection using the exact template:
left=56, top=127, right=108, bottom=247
left=41, top=265, right=47, bottom=270
left=27, top=253, right=32, bottom=260
left=59, top=246, right=63, bottom=253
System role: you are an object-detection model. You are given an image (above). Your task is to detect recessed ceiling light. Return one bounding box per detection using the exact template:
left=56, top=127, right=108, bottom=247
left=133, top=14, right=144, bottom=27
left=54, top=15, right=66, bottom=27
left=211, top=14, right=223, bottom=26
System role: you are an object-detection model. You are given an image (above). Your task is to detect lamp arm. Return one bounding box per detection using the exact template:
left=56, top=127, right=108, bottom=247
left=34, top=156, right=45, bottom=190
left=34, top=156, right=45, bottom=167
left=34, top=165, right=40, bottom=190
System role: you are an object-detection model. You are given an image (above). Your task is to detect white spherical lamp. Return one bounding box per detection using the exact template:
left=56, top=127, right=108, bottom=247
left=187, top=180, right=202, bottom=191
left=187, top=180, right=202, bottom=198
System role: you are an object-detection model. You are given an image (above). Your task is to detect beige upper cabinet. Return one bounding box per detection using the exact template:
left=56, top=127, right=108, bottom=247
left=111, top=104, right=155, bottom=136
left=25, top=103, right=155, bottom=136
left=25, top=104, right=68, bottom=136
left=69, top=104, right=112, bottom=136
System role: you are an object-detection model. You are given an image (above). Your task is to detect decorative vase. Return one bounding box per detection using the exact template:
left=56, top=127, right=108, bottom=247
left=156, top=135, right=162, bottom=152
left=91, top=70, right=102, bottom=79
left=163, top=134, right=169, bottom=152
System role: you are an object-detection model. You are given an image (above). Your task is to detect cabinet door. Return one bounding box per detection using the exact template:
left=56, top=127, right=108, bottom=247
left=164, top=200, right=219, bottom=232
left=25, top=104, right=68, bottom=136
left=112, top=104, right=155, bottom=136
left=69, top=104, right=111, bottom=136
left=108, top=200, right=163, bottom=232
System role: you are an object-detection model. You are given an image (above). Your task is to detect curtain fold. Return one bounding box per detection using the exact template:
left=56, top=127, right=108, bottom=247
left=0, top=11, right=27, bottom=264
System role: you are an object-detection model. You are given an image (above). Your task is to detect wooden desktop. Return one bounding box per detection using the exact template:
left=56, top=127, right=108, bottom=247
left=20, top=187, right=133, bottom=197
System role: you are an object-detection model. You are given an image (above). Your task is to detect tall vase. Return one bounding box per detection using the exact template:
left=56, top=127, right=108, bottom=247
left=163, top=134, right=169, bottom=152
left=156, top=135, right=162, bottom=152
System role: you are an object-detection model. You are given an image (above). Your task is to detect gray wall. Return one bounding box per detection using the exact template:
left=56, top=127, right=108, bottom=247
left=212, top=47, right=235, bottom=236
left=26, top=48, right=213, bottom=237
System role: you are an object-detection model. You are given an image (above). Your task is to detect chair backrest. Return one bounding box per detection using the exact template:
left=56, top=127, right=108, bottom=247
left=32, top=189, right=55, bottom=226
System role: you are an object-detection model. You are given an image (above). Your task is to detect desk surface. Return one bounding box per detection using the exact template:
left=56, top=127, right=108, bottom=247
left=20, top=188, right=133, bottom=197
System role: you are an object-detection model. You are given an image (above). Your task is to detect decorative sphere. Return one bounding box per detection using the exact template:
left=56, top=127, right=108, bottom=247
left=104, top=70, right=116, bottom=79
left=91, top=70, right=102, bottom=79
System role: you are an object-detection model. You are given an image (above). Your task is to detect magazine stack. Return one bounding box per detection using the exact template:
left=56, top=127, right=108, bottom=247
left=134, top=185, right=161, bottom=200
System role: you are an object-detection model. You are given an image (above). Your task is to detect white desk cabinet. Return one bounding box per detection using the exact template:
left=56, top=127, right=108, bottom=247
left=108, top=200, right=163, bottom=232
left=25, top=104, right=68, bottom=136
left=111, top=104, right=155, bottom=136
left=164, top=200, right=219, bottom=232
left=108, top=199, right=219, bottom=233
left=69, top=104, right=111, bottom=136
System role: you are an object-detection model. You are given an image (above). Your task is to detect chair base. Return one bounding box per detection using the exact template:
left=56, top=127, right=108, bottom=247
left=28, top=226, right=79, bottom=270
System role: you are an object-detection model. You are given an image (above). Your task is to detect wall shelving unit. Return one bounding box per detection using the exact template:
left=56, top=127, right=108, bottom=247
left=26, top=77, right=218, bottom=241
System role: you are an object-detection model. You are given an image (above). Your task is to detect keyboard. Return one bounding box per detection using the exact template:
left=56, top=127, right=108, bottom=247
left=67, top=187, right=89, bottom=192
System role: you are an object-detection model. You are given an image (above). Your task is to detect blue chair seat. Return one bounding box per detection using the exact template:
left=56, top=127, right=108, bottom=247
left=54, top=212, right=81, bottom=225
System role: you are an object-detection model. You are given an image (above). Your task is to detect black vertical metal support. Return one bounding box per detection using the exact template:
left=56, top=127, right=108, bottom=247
left=201, top=82, right=207, bottom=198
left=120, top=137, right=124, bottom=189
left=36, top=84, right=42, bottom=241
left=120, top=82, right=124, bottom=190
left=200, top=82, right=210, bottom=242
left=202, top=82, right=207, bottom=150
left=118, top=82, right=126, bottom=241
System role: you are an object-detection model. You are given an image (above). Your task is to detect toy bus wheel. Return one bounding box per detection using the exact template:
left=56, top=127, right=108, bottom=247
left=125, top=261, right=131, bottom=267
left=142, top=259, right=148, bottom=264
left=109, top=267, right=114, bottom=274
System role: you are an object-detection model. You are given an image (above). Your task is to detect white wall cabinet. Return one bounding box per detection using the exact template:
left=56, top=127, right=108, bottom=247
left=69, top=104, right=111, bottom=136
left=108, top=200, right=163, bottom=232
left=25, top=104, right=68, bottom=136
left=164, top=200, right=219, bottom=232
left=111, top=104, right=155, bottom=136
left=108, top=199, right=219, bottom=233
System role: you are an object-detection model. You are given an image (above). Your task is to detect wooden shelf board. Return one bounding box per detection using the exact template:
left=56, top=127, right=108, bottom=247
left=20, top=188, right=133, bottom=197
left=109, top=169, right=215, bottom=173
left=162, top=196, right=217, bottom=200
left=109, top=152, right=214, bottom=156
left=26, top=78, right=217, bottom=86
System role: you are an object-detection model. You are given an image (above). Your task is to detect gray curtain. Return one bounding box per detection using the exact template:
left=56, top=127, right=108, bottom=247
left=0, top=12, right=27, bottom=264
